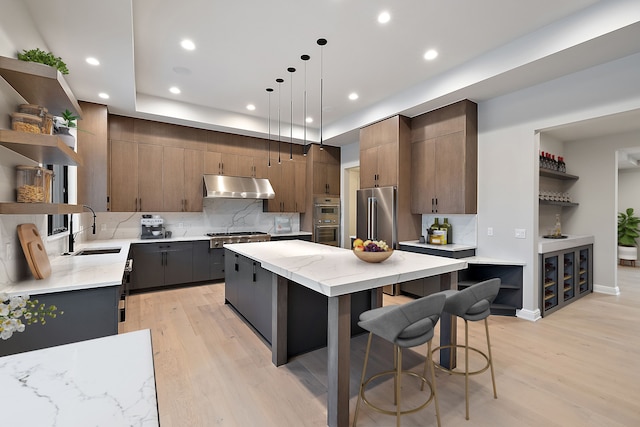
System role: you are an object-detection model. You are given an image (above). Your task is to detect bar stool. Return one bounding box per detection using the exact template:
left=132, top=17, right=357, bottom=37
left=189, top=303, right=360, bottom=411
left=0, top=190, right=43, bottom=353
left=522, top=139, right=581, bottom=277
left=353, top=293, right=446, bottom=427
left=428, top=278, right=500, bottom=420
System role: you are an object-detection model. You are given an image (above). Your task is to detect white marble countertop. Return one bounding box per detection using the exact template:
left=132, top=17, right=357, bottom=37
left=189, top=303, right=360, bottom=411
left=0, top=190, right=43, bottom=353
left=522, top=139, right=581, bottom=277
left=538, top=234, right=594, bottom=253
left=0, top=239, right=133, bottom=297
left=225, top=240, right=467, bottom=297
left=0, top=329, right=158, bottom=427
left=464, top=256, right=526, bottom=266
left=399, top=240, right=477, bottom=252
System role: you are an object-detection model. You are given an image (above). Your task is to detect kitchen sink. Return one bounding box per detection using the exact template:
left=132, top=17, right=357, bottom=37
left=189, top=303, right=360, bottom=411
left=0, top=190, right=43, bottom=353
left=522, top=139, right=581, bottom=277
left=74, top=247, right=122, bottom=256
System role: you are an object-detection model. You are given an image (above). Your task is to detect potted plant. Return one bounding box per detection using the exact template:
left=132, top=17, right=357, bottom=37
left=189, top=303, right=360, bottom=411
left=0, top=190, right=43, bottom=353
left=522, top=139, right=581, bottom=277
left=54, top=109, right=78, bottom=149
left=17, top=48, right=69, bottom=74
left=618, top=208, right=640, bottom=265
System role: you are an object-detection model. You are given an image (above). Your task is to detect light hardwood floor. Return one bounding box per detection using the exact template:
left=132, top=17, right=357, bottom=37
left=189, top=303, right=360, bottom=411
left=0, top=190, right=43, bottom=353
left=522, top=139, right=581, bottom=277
left=121, top=267, right=640, bottom=426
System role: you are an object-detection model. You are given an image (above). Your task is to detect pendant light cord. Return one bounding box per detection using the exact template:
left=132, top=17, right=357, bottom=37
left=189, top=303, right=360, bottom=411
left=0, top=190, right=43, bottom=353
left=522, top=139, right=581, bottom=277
left=288, top=67, right=296, bottom=160
left=276, top=78, right=284, bottom=164
left=301, top=54, right=309, bottom=156
left=266, top=88, right=273, bottom=167
left=317, top=38, right=327, bottom=150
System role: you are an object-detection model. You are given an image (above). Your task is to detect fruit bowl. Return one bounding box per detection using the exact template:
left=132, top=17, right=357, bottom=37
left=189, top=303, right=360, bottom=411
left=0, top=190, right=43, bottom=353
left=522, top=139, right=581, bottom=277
left=353, top=249, right=393, bottom=263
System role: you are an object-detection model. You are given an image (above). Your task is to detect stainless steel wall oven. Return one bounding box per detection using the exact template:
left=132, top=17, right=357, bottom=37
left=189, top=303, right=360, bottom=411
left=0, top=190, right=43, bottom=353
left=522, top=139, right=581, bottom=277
left=313, top=196, right=340, bottom=246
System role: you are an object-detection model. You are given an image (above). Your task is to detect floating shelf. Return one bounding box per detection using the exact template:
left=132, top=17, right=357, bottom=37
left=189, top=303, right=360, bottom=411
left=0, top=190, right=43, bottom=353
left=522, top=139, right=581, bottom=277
left=0, top=129, right=81, bottom=166
left=539, top=200, right=579, bottom=207
left=0, top=203, right=83, bottom=215
left=0, top=56, right=83, bottom=117
left=539, top=169, right=579, bottom=180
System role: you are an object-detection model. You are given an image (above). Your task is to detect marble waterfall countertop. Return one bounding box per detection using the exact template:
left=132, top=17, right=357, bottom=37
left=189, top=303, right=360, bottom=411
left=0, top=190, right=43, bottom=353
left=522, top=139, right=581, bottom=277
left=224, top=240, right=467, bottom=297
left=0, top=329, right=158, bottom=427
left=399, top=240, right=477, bottom=252
left=538, top=234, right=594, bottom=253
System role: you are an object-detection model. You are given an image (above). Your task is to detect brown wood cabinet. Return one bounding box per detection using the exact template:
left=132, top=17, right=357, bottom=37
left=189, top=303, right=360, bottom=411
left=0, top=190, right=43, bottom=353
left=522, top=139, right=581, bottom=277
left=309, top=144, right=340, bottom=195
left=410, top=99, right=477, bottom=214
left=76, top=102, right=108, bottom=211
left=358, top=115, right=421, bottom=242
left=359, top=116, right=407, bottom=188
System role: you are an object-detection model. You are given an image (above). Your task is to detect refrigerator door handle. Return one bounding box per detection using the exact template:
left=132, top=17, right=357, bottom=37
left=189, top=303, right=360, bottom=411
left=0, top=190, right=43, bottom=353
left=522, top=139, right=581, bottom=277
left=367, top=196, right=377, bottom=240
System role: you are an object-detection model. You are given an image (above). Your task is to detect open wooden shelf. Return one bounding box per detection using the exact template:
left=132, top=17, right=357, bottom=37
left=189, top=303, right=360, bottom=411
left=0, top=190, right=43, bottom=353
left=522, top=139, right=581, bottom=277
left=539, top=199, right=579, bottom=207
left=0, top=203, right=83, bottom=215
left=0, top=129, right=81, bottom=166
left=0, top=56, right=82, bottom=117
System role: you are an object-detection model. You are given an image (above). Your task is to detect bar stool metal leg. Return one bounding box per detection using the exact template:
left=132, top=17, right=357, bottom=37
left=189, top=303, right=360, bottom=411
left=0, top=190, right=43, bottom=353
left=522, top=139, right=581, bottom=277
left=353, top=332, right=373, bottom=426
left=485, top=318, right=497, bottom=399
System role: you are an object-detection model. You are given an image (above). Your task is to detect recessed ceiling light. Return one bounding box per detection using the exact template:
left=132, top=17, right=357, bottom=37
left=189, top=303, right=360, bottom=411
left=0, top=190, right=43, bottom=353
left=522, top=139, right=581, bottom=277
left=169, top=87, right=181, bottom=94
left=246, top=104, right=256, bottom=111
left=424, top=49, right=438, bottom=60
left=98, top=92, right=109, bottom=99
left=378, top=11, right=391, bottom=24
left=348, top=92, right=359, bottom=101
left=181, top=39, right=195, bottom=50
left=306, top=117, right=313, bottom=123
left=86, top=57, right=100, bottom=66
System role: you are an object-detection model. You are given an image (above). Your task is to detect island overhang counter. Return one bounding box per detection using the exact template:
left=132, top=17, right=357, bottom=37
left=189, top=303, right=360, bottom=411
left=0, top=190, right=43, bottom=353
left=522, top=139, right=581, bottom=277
left=224, top=240, right=467, bottom=427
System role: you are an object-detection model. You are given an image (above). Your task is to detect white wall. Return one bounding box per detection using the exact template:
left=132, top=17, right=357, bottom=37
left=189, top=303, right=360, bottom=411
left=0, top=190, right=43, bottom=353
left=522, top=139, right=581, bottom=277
left=478, top=52, right=640, bottom=319
left=618, top=168, right=640, bottom=220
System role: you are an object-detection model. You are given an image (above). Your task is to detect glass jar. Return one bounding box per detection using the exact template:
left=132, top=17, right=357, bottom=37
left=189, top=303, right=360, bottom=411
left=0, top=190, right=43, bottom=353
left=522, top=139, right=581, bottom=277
left=10, top=112, right=43, bottom=134
left=16, top=166, right=53, bottom=203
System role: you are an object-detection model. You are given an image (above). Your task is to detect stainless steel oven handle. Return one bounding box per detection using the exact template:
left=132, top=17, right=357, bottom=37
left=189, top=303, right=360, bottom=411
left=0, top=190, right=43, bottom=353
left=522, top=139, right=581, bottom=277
left=315, top=224, right=339, bottom=229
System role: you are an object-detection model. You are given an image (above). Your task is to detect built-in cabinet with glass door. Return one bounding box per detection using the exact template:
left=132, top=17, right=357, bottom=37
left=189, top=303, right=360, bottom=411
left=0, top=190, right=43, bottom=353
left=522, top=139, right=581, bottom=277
left=540, top=244, right=592, bottom=316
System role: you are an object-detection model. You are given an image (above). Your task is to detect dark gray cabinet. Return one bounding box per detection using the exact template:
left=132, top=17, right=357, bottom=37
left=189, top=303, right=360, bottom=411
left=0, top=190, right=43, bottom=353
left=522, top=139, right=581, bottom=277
left=540, top=244, right=592, bottom=316
left=270, top=234, right=312, bottom=242
left=129, top=242, right=193, bottom=291
left=0, top=286, right=120, bottom=357
left=224, top=250, right=272, bottom=341
left=192, top=241, right=225, bottom=282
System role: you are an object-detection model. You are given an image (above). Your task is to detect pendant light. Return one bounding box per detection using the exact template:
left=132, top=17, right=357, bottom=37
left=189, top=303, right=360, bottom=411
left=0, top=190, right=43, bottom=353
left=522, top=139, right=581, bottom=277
left=266, top=87, right=273, bottom=167
left=276, top=78, right=284, bottom=164
left=301, top=54, right=310, bottom=156
left=288, top=67, right=296, bottom=160
left=317, top=38, right=327, bottom=150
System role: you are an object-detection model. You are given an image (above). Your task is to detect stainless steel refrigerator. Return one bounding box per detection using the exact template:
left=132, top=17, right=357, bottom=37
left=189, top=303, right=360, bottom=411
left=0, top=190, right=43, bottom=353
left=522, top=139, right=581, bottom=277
left=357, top=186, right=398, bottom=294
left=357, top=186, right=398, bottom=248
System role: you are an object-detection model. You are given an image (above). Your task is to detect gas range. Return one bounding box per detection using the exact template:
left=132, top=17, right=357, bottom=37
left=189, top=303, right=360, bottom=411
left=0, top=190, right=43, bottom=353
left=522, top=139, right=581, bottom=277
left=206, top=231, right=271, bottom=248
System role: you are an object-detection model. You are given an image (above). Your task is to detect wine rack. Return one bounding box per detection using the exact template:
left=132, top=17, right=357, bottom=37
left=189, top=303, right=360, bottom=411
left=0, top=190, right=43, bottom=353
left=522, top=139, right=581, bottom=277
left=540, top=244, right=592, bottom=316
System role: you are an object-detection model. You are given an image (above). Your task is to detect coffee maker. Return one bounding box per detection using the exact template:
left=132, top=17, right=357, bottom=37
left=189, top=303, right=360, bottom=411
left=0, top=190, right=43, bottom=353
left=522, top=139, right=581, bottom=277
left=141, top=215, right=165, bottom=239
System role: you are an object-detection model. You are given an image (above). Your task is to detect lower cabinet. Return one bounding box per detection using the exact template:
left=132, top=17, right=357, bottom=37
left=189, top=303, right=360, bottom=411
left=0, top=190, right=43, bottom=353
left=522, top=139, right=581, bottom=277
left=540, top=244, right=593, bottom=316
left=129, top=242, right=194, bottom=291
left=130, top=241, right=226, bottom=292
left=224, top=249, right=371, bottom=357
left=269, top=233, right=312, bottom=242
left=0, top=286, right=120, bottom=357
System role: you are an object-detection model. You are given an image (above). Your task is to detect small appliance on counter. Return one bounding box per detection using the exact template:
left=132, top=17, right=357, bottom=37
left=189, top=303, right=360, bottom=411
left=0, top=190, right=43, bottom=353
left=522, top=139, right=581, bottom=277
left=141, top=215, right=165, bottom=239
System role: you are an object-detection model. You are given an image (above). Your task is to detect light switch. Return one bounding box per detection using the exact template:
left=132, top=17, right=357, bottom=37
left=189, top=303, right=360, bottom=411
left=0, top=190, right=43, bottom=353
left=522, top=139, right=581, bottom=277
left=487, top=227, right=494, bottom=236
left=515, top=229, right=526, bottom=239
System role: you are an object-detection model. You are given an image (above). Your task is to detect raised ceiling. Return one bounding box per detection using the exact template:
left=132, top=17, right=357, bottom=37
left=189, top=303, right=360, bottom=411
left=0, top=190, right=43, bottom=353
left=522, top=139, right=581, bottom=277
left=12, top=0, right=640, bottom=147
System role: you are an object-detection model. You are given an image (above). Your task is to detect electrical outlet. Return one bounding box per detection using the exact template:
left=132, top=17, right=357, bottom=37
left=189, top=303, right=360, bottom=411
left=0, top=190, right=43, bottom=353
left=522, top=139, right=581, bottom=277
left=6, top=242, right=12, bottom=260
left=487, top=227, right=494, bottom=236
left=101, top=223, right=107, bottom=231
left=515, top=228, right=526, bottom=239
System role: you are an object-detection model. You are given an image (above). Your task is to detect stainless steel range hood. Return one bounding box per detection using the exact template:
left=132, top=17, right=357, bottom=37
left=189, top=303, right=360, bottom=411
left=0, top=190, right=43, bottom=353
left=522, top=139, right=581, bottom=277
left=203, top=175, right=275, bottom=199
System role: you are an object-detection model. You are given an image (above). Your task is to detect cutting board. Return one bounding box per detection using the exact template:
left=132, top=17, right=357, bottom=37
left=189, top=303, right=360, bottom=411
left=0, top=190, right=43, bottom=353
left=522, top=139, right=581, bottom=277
left=17, top=223, right=51, bottom=279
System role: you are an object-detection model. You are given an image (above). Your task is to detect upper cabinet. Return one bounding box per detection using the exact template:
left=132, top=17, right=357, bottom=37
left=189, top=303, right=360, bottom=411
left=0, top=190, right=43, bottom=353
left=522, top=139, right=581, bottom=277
left=410, top=100, right=477, bottom=214
left=0, top=56, right=83, bottom=166
left=359, top=116, right=409, bottom=188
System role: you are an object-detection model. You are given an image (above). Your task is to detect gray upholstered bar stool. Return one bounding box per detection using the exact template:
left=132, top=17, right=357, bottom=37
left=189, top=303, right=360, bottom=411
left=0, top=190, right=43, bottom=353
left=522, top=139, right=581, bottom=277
left=427, top=278, right=500, bottom=420
left=353, top=292, right=446, bottom=427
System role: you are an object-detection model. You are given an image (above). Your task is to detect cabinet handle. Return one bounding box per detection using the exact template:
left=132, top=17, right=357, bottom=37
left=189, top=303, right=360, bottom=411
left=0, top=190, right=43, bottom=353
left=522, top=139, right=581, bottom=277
left=434, top=197, right=438, bottom=213
left=139, top=198, right=142, bottom=211
left=252, top=262, right=256, bottom=282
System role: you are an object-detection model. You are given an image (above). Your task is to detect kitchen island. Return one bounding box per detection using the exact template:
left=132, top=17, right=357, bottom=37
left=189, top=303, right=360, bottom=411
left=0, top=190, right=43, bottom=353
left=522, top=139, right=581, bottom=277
left=0, top=329, right=158, bottom=427
left=224, top=240, right=467, bottom=427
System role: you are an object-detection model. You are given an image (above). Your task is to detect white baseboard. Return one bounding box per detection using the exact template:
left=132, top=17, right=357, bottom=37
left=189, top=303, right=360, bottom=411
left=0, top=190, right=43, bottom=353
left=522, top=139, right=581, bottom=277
left=593, top=284, right=620, bottom=295
left=516, top=308, right=541, bottom=322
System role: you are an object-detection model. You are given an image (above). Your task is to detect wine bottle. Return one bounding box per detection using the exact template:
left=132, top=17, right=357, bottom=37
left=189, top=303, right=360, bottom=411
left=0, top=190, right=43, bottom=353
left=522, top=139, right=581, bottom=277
left=440, top=218, right=452, bottom=244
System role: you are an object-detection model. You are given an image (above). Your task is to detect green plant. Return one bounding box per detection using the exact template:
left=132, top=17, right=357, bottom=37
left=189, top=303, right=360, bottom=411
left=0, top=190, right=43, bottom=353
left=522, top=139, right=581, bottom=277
left=17, top=48, right=69, bottom=74
left=60, top=109, right=79, bottom=128
left=618, top=208, right=640, bottom=247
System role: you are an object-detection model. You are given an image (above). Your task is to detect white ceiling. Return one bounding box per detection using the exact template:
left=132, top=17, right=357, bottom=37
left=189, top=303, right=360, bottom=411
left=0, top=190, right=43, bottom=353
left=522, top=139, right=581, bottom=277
left=14, top=0, right=640, bottom=153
